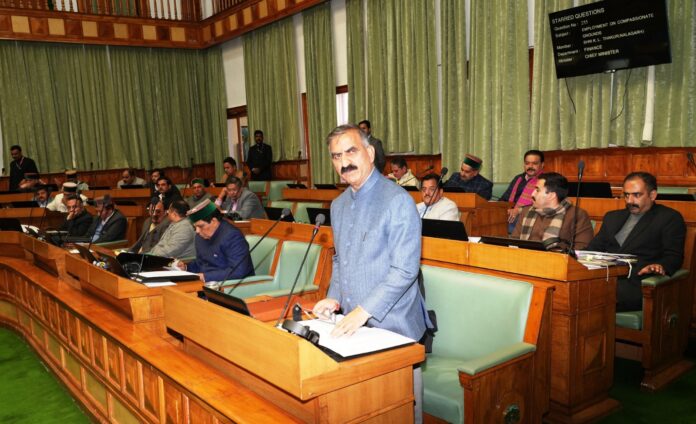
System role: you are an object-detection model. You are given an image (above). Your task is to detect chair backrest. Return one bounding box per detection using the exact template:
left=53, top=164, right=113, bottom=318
left=273, top=241, right=322, bottom=290
left=422, top=265, right=533, bottom=360
left=248, top=181, right=269, bottom=200
left=657, top=186, right=689, bottom=194
left=244, top=235, right=279, bottom=275
left=269, top=200, right=295, bottom=211
left=293, top=202, right=324, bottom=224
left=492, top=183, right=508, bottom=200
left=268, top=180, right=296, bottom=201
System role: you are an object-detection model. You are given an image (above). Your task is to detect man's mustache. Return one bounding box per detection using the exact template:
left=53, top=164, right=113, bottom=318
left=341, top=165, right=358, bottom=174
left=526, top=167, right=536, bottom=173
left=627, top=203, right=639, bottom=210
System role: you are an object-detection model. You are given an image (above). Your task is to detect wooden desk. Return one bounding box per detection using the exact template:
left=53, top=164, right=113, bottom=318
left=572, top=197, right=696, bottom=336
left=422, top=239, right=627, bottom=423
left=0, top=207, right=65, bottom=230
left=164, top=288, right=424, bottom=423
left=84, top=188, right=151, bottom=206
left=0, top=191, right=36, bottom=203
left=0, top=233, right=296, bottom=423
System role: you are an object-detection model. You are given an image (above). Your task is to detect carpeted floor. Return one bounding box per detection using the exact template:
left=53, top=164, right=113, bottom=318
left=599, top=339, right=696, bottom=423
left=0, top=328, right=90, bottom=423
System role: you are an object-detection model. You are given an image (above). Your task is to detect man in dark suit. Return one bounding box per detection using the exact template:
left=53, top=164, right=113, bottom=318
left=87, top=195, right=127, bottom=243
left=246, top=130, right=273, bottom=181
left=9, top=145, right=39, bottom=192
left=587, top=172, right=686, bottom=311
left=358, top=120, right=386, bottom=173
left=60, top=195, right=93, bottom=237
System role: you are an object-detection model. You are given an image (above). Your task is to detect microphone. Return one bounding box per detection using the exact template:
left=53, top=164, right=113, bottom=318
left=567, top=160, right=585, bottom=259
left=276, top=214, right=325, bottom=326
left=215, top=208, right=292, bottom=292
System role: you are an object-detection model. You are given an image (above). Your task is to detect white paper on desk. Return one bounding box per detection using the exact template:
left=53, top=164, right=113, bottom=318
left=467, top=236, right=481, bottom=243
left=133, top=270, right=198, bottom=278
left=300, top=317, right=416, bottom=358
left=143, top=281, right=176, bottom=287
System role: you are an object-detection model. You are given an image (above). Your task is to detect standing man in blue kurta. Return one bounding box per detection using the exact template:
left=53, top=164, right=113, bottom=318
left=313, top=124, right=427, bottom=422
left=180, top=199, right=254, bottom=283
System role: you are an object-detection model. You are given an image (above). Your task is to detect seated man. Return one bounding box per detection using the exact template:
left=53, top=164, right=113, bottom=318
left=150, top=200, right=196, bottom=259
left=59, top=195, right=93, bottom=237
left=387, top=157, right=419, bottom=187
left=87, top=195, right=127, bottom=243
left=511, top=172, right=593, bottom=250
left=117, top=168, right=146, bottom=188
left=155, top=176, right=183, bottom=210
left=214, top=177, right=267, bottom=220
left=18, top=172, right=45, bottom=192
left=416, top=173, right=460, bottom=221
left=186, top=178, right=215, bottom=208
left=148, top=169, right=181, bottom=198
left=501, top=149, right=545, bottom=232
left=33, top=185, right=50, bottom=208
left=179, top=199, right=254, bottom=282
left=443, top=154, right=493, bottom=200
left=219, top=157, right=246, bottom=185
left=47, top=182, right=88, bottom=213
left=130, top=200, right=170, bottom=253
left=587, top=172, right=686, bottom=312
left=65, top=170, right=89, bottom=192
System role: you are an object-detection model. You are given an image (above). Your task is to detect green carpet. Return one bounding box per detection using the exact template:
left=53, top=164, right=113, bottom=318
left=0, top=328, right=90, bottom=423
left=599, top=340, right=696, bottom=423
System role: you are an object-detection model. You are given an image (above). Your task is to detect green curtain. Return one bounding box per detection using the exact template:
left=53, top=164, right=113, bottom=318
left=346, top=0, right=366, bottom=124
left=652, top=0, right=696, bottom=146
left=304, top=3, right=338, bottom=184
left=440, top=0, right=469, bottom=180
left=243, top=18, right=302, bottom=161
left=363, top=0, right=439, bottom=154
left=0, top=41, right=228, bottom=174
left=464, top=0, right=530, bottom=182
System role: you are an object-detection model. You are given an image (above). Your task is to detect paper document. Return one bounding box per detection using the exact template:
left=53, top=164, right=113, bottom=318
left=144, top=281, right=177, bottom=287
left=299, top=316, right=416, bottom=358
left=575, top=250, right=637, bottom=270
left=134, top=270, right=198, bottom=278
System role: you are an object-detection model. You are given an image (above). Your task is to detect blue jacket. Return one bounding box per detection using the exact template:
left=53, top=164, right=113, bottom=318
left=188, top=220, right=254, bottom=283
left=328, top=170, right=428, bottom=340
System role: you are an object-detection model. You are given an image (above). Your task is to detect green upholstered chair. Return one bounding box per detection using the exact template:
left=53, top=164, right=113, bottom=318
left=244, top=235, right=279, bottom=276
left=615, top=269, right=693, bottom=391
left=420, top=265, right=547, bottom=423
left=293, top=202, right=324, bottom=224
left=248, top=181, right=269, bottom=203
left=491, top=183, right=508, bottom=201
left=268, top=180, right=296, bottom=201
left=269, top=200, right=295, bottom=214
left=220, top=241, right=322, bottom=299
left=657, top=186, right=689, bottom=194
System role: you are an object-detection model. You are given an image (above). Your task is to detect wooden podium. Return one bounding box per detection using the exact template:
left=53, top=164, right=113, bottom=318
left=423, top=239, right=627, bottom=423
left=163, top=288, right=425, bottom=423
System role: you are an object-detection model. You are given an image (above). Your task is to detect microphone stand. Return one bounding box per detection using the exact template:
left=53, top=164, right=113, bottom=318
left=567, top=160, right=585, bottom=259
left=276, top=216, right=324, bottom=326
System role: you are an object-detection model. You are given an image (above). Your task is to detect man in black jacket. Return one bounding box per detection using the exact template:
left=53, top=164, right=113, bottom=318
left=60, top=195, right=93, bottom=237
left=87, top=195, right=127, bottom=243
left=9, top=145, right=38, bottom=192
left=587, top=172, right=686, bottom=311
left=246, top=130, right=273, bottom=181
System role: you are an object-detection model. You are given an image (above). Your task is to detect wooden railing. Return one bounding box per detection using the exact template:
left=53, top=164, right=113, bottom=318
left=0, top=0, right=249, bottom=21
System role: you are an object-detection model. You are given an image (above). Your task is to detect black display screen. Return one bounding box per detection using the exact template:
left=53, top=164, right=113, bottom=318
left=549, top=0, right=671, bottom=78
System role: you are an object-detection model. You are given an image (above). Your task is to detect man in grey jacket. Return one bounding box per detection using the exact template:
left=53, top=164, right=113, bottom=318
left=214, top=177, right=267, bottom=220
left=150, top=200, right=196, bottom=259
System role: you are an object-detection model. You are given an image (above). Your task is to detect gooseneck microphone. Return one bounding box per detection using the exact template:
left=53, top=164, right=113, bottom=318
left=277, top=213, right=325, bottom=326
left=420, top=167, right=448, bottom=220
left=567, top=160, right=585, bottom=258
left=215, top=208, right=292, bottom=292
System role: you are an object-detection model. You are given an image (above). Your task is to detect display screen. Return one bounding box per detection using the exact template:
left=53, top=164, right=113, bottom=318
left=549, top=0, right=671, bottom=78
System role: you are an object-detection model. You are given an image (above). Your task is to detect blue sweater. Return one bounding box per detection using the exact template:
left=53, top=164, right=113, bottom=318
left=187, top=220, right=254, bottom=283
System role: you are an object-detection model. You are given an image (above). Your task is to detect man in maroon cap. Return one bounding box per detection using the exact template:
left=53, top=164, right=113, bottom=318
left=443, top=153, right=493, bottom=200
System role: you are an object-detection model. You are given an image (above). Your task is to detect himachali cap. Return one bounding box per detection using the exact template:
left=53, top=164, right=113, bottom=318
left=187, top=199, right=216, bottom=223
left=65, top=170, right=78, bottom=179
left=62, top=182, right=78, bottom=193
left=463, top=154, right=482, bottom=170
